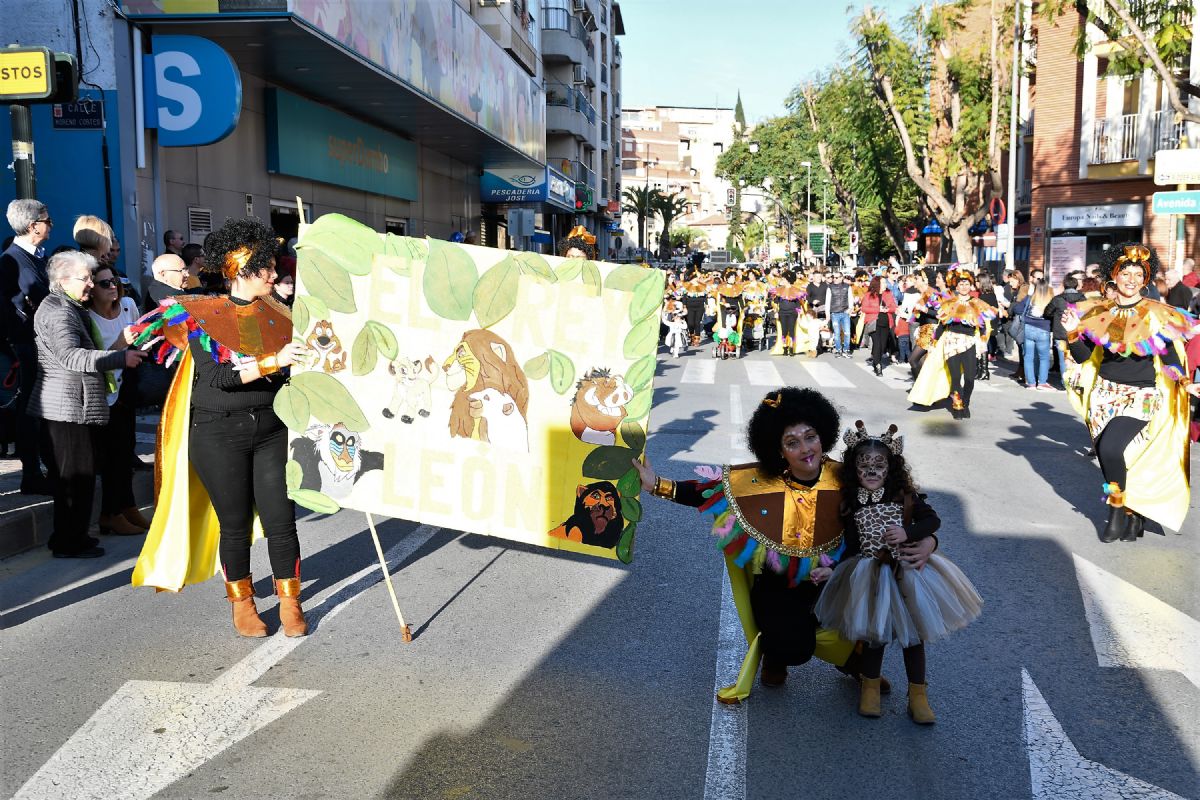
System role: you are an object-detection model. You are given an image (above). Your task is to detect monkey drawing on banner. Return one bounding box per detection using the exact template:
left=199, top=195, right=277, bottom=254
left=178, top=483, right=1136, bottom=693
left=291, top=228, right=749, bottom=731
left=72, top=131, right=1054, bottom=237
left=548, top=481, right=624, bottom=549
left=442, top=329, right=530, bottom=449
left=383, top=356, right=437, bottom=424
left=570, top=368, right=634, bottom=446
left=307, top=320, right=348, bottom=374
left=291, top=423, right=384, bottom=500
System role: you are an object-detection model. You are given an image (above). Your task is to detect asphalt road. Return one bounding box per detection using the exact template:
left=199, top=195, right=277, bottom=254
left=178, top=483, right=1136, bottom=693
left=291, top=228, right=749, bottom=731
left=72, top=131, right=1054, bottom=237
left=2, top=342, right=1197, bottom=800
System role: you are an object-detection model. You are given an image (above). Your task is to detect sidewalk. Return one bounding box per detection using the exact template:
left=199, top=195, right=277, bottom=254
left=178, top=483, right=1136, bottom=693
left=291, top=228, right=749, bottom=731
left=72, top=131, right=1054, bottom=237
left=0, top=413, right=159, bottom=560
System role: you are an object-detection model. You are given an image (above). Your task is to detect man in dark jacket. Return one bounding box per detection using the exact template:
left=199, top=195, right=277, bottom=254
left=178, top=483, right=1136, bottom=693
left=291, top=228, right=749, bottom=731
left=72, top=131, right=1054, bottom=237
left=1044, top=274, right=1086, bottom=379
left=141, top=253, right=192, bottom=313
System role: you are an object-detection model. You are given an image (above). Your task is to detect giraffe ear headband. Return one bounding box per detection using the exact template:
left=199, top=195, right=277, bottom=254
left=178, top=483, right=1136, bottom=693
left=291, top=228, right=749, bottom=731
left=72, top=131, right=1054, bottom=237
left=842, top=420, right=904, bottom=456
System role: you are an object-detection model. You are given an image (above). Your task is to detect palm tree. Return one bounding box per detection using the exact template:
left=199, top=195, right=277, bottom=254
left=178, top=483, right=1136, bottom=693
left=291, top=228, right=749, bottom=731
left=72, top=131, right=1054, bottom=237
left=621, top=186, right=661, bottom=254
left=653, top=192, right=690, bottom=261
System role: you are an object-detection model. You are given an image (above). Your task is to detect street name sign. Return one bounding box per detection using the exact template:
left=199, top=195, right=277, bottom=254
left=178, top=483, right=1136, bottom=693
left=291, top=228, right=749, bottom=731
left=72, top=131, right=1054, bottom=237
left=1151, top=190, right=1200, bottom=215
left=1154, top=148, right=1200, bottom=186
left=0, top=47, right=54, bottom=101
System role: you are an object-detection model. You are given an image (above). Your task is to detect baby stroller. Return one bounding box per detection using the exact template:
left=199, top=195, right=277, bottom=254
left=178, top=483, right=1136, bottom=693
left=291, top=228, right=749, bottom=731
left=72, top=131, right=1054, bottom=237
left=713, top=324, right=741, bottom=359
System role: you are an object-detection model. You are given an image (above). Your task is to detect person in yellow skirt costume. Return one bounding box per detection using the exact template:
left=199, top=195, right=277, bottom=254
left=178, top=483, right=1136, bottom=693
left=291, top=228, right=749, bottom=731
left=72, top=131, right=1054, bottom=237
left=1060, top=243, right=1200, bottom=542
left=771, top=271, right=821, bottom=357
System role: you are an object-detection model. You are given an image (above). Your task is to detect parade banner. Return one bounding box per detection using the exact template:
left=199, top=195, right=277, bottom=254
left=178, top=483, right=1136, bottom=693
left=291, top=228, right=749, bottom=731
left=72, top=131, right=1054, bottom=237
left=281, top=213, right=663, bottom=563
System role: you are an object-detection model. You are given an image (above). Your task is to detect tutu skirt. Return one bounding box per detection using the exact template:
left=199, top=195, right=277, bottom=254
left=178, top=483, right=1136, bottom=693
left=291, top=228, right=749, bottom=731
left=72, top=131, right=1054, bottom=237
left=814, top=553, right=983, bottom=648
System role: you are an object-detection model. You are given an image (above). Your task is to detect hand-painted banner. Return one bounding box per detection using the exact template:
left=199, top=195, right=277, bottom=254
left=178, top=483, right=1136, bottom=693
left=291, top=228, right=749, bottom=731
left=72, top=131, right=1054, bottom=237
left=281, top=213, right=663, bottom=563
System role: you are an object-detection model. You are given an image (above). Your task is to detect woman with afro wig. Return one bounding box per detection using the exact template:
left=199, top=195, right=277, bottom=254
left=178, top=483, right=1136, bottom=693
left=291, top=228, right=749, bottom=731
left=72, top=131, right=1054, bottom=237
left=631, top=386, right=937, bottom=704
left=131, top=217, right=312, bottom=638
left=1061, top=242, right=1200, bottom=542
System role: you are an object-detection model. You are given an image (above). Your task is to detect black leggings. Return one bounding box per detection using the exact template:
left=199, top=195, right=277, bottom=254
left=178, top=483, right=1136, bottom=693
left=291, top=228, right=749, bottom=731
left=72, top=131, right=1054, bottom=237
left=871, top=319, right=892, bottom=365
left=946, top=348, right=977, bottom=407
left=97, top=395, right=137, bottom=515
left=777, top=311, right=798, bottom=345
left=750, top=572, right=822, bottom=665
left=1094, top=415, right=1149, bottom=491
left=189, top=407, right=299, bottom=581
left=683, top=298, right=705, bottom=337
left=860, top=641, right=926, bottom=684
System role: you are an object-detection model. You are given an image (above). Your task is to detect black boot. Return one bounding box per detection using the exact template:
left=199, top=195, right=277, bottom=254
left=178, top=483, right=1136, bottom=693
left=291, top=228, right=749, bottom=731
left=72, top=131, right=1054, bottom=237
left=1121, top=511, right=1144, bottom=542
left=1100, top=506, right=1129, bottom=543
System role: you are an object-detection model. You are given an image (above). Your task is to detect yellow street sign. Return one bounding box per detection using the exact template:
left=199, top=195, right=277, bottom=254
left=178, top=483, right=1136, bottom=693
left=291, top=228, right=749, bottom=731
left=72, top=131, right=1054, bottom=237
left=0, top=48, right=55, bottom=101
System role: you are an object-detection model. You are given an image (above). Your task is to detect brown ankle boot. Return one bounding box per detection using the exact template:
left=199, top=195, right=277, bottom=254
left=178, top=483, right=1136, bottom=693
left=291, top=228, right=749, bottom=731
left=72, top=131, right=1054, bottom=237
left=275, top=577, right=308, bottom=637
left=858, top=677, right=883, bottom=717
left=121, top=506, right=152, bottom=530
left=98, top=513, right=145, bottom=536
left=907, top=682, right=936, bottom=724
left=225, top=576, right=268, bottom=638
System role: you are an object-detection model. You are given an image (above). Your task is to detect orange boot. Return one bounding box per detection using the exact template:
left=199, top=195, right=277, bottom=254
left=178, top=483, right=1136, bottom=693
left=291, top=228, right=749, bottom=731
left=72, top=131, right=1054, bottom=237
left=275, top=577, right=309, bottom=637
left=225, top=576, right=268, bottom=638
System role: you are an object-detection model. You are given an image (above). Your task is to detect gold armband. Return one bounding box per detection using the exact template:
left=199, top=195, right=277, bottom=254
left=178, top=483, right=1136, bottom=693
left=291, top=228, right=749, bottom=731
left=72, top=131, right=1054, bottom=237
left=1066, top=328, right=1082, bottom=343
left=652, top=477, right=677, bottom=500
left=256, top=354, right=280, bottom=376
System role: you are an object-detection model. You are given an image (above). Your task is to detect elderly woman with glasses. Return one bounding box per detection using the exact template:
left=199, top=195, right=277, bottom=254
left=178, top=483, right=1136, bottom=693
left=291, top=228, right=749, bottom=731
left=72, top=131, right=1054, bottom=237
left=1061, top=243, right=1200, bottom=543
left=27, top=251, right=147, bottom=558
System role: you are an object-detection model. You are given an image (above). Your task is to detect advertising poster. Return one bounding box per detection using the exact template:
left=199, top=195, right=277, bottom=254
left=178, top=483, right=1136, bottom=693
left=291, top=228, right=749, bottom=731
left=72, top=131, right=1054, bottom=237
left=1047, top=236, right=1086, bottom=286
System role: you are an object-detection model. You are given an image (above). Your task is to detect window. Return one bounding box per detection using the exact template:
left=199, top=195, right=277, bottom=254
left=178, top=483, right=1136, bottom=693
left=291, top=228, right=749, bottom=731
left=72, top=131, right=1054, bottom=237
left=385, top=217, right=408, bottom=236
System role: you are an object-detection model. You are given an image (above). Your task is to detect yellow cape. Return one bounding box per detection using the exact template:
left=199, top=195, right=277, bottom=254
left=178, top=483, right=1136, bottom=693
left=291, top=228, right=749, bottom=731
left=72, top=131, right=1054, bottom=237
left=1065, top=343, right=1192, bottom=531
left=907, top=335, right=953, bottom=406
left=131, top=350, right=263, bottom=591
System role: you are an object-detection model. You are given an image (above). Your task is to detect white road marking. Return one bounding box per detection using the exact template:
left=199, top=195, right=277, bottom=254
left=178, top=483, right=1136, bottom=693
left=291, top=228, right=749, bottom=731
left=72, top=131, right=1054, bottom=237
left=743, top=360, right=783, bottom=386
left=14, top=524, right=440, bottom=800
left=1022, top=668, right=1185, bottom=800
left=682, top=359, right=717, bottom=385
left=1072, top=554, right=1200, bottom=690
left=703, top=570, right=747, bottom=800
left=850, top=359, right=912, bottom=391
left=729, top=384, right=744, bottom=425
left=795, top=359, right=855, bottom=388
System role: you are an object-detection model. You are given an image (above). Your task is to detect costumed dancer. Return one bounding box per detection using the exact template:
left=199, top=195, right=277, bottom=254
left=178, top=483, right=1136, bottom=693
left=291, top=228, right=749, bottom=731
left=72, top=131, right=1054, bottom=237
left=717, top=269, right=745, bottom=356
left=1060, top=243, right=1200, bottom=542
left=662, top=297, right=688, bottom=357
left=558, top=225, right=597, bottom=260
left=908, top=269, right=996, bottom=420
left=814, top=422, right=982, bottom=723
left=771, top=272, right=803, bottom=356
left=681, top=269, right=709, bottom=347
left=131, top=218, right=312, bottom=638
left=632, top=388, right=938, bottom=703
left=907, top=269, right=944, bottom=378
left=742, top=271, right=769, bottom=352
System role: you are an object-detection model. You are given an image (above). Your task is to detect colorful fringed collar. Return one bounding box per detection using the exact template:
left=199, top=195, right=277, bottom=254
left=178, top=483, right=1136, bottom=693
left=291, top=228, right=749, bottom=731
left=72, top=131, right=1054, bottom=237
left=132, top=295, right=292, bottom=366
left=1071, top=297, right=1200, bottom=358
left=938, top=296, right=996, bottom=329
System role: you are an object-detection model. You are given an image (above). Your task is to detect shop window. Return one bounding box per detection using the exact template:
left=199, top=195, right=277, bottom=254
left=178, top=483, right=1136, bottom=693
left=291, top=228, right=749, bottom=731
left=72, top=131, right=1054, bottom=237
left=385, top=217, right=408, bottom=236
left=270, top=199, right=311, bottom=243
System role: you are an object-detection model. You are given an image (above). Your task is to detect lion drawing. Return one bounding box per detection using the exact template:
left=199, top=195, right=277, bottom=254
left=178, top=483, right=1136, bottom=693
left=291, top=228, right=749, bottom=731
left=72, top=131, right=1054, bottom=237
left=569, top=368, right=634, bottom=446
left=442, top=329, right=529, bottom=443
left=548, top=481, right=624, bottom=548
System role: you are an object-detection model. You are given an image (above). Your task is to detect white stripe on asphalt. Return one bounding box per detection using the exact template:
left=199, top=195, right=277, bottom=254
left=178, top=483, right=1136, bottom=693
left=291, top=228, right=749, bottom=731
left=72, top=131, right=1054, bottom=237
left=682, top=359, right=717, bottom=384
left=703, top=569, right=747, bottom=800
left=729, top=384, right=744, bottom=425
left=850, top=359, right=912, bottom=391
left=743, top=360, right=783, bottom=386
left=795, top=359, right=855, bottom=388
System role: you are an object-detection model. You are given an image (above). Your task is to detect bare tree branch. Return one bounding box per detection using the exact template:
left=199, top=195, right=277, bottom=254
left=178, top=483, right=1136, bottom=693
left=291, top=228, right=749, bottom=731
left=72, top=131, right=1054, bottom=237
left=1101, top=0, right=1200, bottom=126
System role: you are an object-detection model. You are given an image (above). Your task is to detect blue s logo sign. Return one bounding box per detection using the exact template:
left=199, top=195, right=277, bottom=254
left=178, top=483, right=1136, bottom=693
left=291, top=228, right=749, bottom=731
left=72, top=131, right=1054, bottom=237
left=144, top=36, right=241, bottom=147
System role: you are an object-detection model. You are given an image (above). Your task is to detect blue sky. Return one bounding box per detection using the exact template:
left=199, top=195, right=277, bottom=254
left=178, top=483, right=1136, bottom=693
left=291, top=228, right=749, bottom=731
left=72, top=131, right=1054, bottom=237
left=619, top=0, right=913, bottom=121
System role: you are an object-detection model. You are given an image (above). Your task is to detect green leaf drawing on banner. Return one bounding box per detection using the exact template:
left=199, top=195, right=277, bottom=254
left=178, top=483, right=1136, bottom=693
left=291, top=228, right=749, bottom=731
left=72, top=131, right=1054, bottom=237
left=581, top=261, right=602, bottom=296
left=512, top=251, right=557, bottom=283
left=292, top=298, right=309, bottom=339
left=524, top=351, right=550, bottom=380
left=622, top=388, right=652, bottom=421
left=555, top=258, right=584, bottom=281
left=616, top=521, right=636, bottom=564
left=582, top=445, right=640, bottom=480
left=624, top=355, right=655, bottom=392
left=473, top=256, right=522, bottom=328
left=604, top=264, right=651, bottom=291
left=290, top=371, right=370, bottom=431
left=616, top=466, right=641, bottom=499
left=351, top=327, right=378, bottom=376
left=548, top=349, right=575, bottom=395
left=295, top=214, right=382, bottom=275
left=365, top=320, right=398, bottom=360
left=619, top=420, right=646, bottom=454
left=424, top=240, right=478, bottom=321
left=623, top=496, right=643, bottom=524
left=629, top=273, right=664, bottom=323
left=380, top=235, right=427, bottom=276
left=296, top=294, right=329, bottom=323
left=273, top=383, right=311, bottom=432
left=289, top=488, right=341, bottom=515
left=623, top=315, right=658, bottom=359
left=285, top=460, right=302, bottom=493
left=298, top=249, right=356, bottom=313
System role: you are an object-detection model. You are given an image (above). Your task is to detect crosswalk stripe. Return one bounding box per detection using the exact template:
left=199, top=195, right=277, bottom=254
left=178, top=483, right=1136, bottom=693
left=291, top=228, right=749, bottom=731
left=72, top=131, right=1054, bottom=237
left=850, top=359, right=912, bottom=391
left=795, top=359, right=855, bottom=388
left=743, top=360, right=783, bottom=386
left=682, top=359, right=717, bottom=384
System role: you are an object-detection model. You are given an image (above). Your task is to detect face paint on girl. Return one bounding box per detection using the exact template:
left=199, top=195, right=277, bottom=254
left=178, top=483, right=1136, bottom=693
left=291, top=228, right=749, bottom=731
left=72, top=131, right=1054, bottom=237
left=856, top=448, right=889, bottom=491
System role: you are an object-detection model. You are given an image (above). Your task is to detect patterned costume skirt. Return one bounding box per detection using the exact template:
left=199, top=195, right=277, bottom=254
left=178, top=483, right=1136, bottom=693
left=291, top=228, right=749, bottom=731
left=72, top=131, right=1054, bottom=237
left=914, top=323, right=938, bottom=351
left=1085, top=379, right=1162, bottom=441
left=814, top=554, right=983, bottom=648
left=941, top=331, right=978, bottom=358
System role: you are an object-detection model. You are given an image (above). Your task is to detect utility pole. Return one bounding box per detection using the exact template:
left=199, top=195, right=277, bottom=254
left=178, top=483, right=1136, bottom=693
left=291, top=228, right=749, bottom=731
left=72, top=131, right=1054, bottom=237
left=801, top=161, right=812, bottom=265
left=1004, top=0, right=1024, bottom=273
left=10, top=104, right=36, bottom=199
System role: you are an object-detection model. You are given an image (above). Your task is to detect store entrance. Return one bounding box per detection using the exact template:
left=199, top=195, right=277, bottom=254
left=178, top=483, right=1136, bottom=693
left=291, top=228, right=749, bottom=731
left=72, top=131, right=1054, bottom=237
left=270, top=199, right=311, bottom=244
left=1050, top=226, right=1143, bottom=266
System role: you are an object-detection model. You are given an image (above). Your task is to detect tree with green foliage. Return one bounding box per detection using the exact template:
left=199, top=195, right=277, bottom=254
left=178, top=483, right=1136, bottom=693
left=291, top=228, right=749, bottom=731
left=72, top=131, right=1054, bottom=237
left=653, top=192, right=691, bottom=260
left=621, top=186, right=663, bottom=253
left=669, top=227, right=704, bottom=249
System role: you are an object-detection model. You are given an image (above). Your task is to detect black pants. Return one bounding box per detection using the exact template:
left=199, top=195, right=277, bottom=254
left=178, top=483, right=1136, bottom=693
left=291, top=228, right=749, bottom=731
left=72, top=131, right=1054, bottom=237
left=946, top=348, right=977, bottom=407
left=683, top=298, right=705, bottom=338
left=871, top=319, right=892, bottom=366
left=777, top=311, right=797, bottom=346
left=750, top=571, right=822, bottom=665
left=45, top=419, right=100, bottom=555
left=189, top=407, right=299, bottom=582
left=1094, top=415, right=1149, bottom=491
left=15, top=343, right=53, bottom=483
left=97, top=394, right=137, bottom=515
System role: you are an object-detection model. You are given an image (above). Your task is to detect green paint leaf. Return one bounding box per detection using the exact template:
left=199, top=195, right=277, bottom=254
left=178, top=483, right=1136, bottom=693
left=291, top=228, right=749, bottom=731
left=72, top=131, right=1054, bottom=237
left=629, top=271, right=665, bottom=323
left=292, top=297, right=309, bottom=338
left=296, top=294, right=329, bottom=323
left=548, top=349, right=575, bottom=395
left=288, top=488, right=341, bottom=515
left=616, top=521, right=636, bottom=564
left=622, top=388, right=653, bottom=421
left=512, top=251, right=557, bottom=283
left=623, top=315, right=658, bottom=359
left=605, top=264, right=652, bottom=291
left=365, top=321, right=398, bottom=360
left=619, top=420, right=646, bottom=454
left=298, top=249, right=357, bottom=314
left=273, top=383, right=311, bottom=432
left=622, top=496, right=643, bottom=524
left=285, top=459, right=302, bottom=493
left=295, top=213, right=383, bottom=275
left=624, top=355, right=655, bottom=392
left=555, top=258, right=584, bottom=281
left=351, top=326, right=378, bottom=376
left=379, top=235, right=427, bottom=276
left=423, top=239, right=478, bottom=321
left=582, top=445, right=641, bottom=480
left=472, top=255, right=522, bottom=328
left=524, top=352, right=550, bottom=380
left=581, top=261, right=602, bottom=296
left=291, top=371, right=370, bottom=431
left=616, top=466, right=641, bottom=499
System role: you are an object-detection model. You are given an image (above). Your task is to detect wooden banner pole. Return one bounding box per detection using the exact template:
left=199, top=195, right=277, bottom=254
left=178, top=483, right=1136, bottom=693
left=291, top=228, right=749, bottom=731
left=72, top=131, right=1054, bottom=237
left=365, top=512, right=413, bottom=642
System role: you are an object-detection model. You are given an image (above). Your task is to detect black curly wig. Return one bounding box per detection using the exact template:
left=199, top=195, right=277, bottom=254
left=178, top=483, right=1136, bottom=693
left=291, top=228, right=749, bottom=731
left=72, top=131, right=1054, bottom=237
left=837, top=439, right=919, bottom=518
left=746, top=387, right=841, bottom=474
left=1098, top=241, right=1160, bottom=287
left=202, top=217, right=279, bottom=279
left=557, top=236, right=596, bottom=260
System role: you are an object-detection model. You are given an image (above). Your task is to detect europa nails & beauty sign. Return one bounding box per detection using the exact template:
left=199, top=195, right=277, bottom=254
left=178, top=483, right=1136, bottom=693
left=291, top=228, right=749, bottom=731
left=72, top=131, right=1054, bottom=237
left=142, top=36, right=241, bottom=146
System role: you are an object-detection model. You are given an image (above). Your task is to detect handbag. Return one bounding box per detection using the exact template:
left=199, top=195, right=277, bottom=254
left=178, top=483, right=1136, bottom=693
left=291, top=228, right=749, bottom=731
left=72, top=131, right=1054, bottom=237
left=1007, top=309, right=1025, bottom=342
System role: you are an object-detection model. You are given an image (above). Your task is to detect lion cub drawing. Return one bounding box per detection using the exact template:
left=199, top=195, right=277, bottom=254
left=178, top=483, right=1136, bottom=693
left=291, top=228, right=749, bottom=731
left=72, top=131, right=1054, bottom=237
left=383, top=356, right=437, bottom=424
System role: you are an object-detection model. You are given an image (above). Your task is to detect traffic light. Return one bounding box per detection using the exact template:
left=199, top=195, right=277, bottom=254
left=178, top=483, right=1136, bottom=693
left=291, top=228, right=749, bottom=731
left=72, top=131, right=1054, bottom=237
left=574, top=184, right=594, bottom=211
left=726, top=187, right=735, bottom=207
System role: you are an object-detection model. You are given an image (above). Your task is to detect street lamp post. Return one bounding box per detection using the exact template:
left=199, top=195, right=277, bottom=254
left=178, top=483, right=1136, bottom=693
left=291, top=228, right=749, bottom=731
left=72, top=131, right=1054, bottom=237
left=800, top=161, right=812, bottom=265
left=821, top=180, right=828, bottom=266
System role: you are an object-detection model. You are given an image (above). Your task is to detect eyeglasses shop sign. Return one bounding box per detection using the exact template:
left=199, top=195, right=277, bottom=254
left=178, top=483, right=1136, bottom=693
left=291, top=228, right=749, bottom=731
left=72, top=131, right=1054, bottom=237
left=1049, top=203, right=1143, bottom=229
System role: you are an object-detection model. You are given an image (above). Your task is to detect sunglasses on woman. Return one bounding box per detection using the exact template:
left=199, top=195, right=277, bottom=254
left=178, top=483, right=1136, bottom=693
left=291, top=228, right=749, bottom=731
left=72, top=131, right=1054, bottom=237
left=95, top=278, right=118, bottom=288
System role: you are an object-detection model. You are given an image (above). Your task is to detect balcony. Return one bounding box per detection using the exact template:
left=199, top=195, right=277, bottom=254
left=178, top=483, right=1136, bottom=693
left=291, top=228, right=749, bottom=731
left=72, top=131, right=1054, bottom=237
left=600, top=62, right=608, bottom=85
left=613, top=40, right=621, bottom=66
left=1090, top=113, right=1138, bottom=164
left=476, top=0, right=538, bottom=76
left=601, top=120, right=609, bottom=147
left=564, top=159, right=597, bottom=196
left=1154, top=109, right=1192, bottom=151
left=1018, top=178, right=1032, bottom=208
left=542, top=6, right=589, bottom=65
left=546, top=80, right=597, bottom=141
